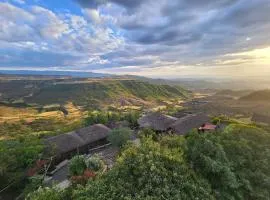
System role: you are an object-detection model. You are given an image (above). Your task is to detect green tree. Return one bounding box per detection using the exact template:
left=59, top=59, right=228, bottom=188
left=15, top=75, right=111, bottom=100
left=73, top=137, right=214, bottom=200
left=185, top=124, right=270, bottom=200
left=0, top=137, right=43, bottom=189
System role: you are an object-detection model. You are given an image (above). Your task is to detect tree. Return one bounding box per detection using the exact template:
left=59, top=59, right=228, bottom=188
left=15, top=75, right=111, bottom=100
left=108, top=128, right=132, bottom=147
left=184, top=124, right=270, bottom=200
left=0, top=137, right=43, bottom=189
left=73, top=137, right=214, bottom=200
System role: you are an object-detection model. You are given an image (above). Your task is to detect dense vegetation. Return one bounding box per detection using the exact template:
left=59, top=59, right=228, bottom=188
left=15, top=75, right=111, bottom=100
left=84, top=110, right=140, bottom=128
left=27, top=124, right=270, bottom=200
left=0, top=137, right=44, bottom=192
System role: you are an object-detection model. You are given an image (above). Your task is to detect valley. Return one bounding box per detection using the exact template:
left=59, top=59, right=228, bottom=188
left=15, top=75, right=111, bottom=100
left=1, top=74, right=270, bottom=200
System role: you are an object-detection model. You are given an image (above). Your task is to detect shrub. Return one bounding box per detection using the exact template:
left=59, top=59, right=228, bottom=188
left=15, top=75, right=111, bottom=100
left=108, top=128, right=132, bottom=147
left=138, top=128, right=158, bottom=140
left=85, top=154, right=105, bottom=172
left=69, top=155, right=87, bottom=176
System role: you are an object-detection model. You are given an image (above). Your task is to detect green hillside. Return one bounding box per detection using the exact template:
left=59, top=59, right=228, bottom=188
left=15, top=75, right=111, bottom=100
left=239, top=90, right=270, bottom=101
left=0, top=79, right=190, bottom=108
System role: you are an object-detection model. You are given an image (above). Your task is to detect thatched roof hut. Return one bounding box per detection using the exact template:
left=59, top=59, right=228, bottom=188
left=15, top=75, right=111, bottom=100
left=44, top=124, right=111, bottom=156
left=44, top=131, right=84, bottom=156
left=171, top=113, right=210, bottom=135
left=76, top=124, right=111, bottom=144
left=138, top=112, right=178, bottom=131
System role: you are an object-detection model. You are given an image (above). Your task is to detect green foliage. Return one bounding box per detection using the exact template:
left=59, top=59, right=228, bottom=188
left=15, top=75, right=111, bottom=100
left=108, top=128, right=132, bottom=147
left=185, top=132, right=239, bottom=199
left=138, top=128, right=158, bottom=140
left=220, top=124, right=270, bottom=200
left=69, top=155, right=87, bottom=176
left=26, top=187, right=66, bottom=200
left=84, top=110, right=140, bottom=128
left=23, top=175, right=44, bottom=196
left=123, top=111, right=140, bottom=128
left=185, top=124, right=270, bottom=200
left=0, top=136, right=43, bottom=188
left=27, top=124, right=270, bottom=200
left=85, top=154, right=105, bottom=172
left=73, top=137, right=214, bottom=200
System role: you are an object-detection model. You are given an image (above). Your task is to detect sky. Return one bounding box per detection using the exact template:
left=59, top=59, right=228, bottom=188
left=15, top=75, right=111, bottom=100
left=0, top=0, right=270, bottom=79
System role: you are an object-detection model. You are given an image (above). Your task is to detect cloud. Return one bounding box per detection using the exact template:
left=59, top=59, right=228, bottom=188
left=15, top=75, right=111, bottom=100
left=0, top=2, right=125, bottom=70
left=83, top=8, right=102, bottom=23
left=1, top=0, right=270, bottom=78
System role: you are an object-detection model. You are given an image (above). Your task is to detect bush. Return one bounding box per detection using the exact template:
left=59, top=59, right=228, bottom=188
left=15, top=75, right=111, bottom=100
left=69, top=155, right=87, bottom=176
left=85, top=154, right=105, bottom=172
left=26, top=187, right=65, bottom=200
left=108, top=128, right=132, bottom=147
left=138, top=128, right=158, bottom=140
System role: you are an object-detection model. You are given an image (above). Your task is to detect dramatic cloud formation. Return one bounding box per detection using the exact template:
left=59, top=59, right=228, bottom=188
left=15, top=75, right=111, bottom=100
left=1, top=0, right=270, bottom=78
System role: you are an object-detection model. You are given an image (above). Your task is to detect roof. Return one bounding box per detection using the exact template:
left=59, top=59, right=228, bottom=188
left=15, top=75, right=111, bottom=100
left=138, top=112, right=178, bottom=131
left=44, top=124, right=111, bottom=156
left=199, top=123, right=217, bottom=130
left=171, top=113, right=210, bottom=135
left=76, top=124, right=111, bottom=144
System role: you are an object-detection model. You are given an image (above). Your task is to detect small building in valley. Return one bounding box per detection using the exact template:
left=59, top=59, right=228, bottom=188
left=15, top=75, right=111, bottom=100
left=44, top=124, right=111, bottom=164
left=138, top=112, right=178, bottom=132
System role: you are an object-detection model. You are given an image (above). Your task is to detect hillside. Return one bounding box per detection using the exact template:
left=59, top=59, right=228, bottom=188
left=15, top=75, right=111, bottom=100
left=239, top=90, right=270, bottom=101
left=0, top=79, right=190, bottom=109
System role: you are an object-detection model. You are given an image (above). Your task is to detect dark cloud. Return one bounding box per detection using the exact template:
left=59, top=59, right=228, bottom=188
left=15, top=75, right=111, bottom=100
left=74, top=0, right=106, bottom=9
left=74, top=0, right=145, bottom=10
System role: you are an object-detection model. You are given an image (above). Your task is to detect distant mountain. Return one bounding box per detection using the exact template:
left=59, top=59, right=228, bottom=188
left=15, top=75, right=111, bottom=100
left=0, top=70, right=111, bottom=78
left=125, top=75, right=270, bottom=91
left=239, top=90, right=270, bottom=101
